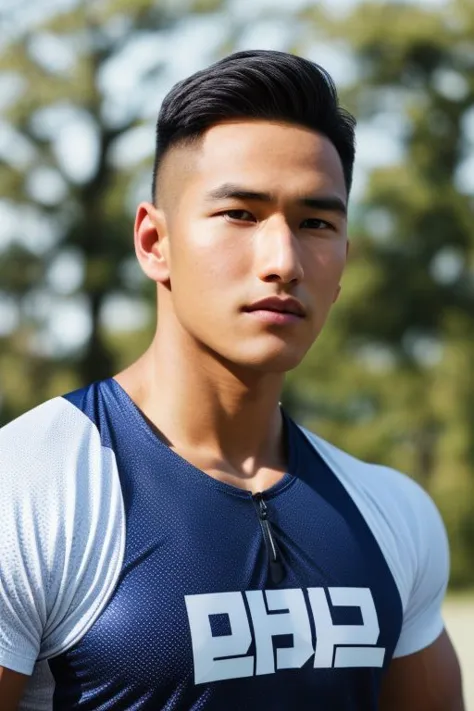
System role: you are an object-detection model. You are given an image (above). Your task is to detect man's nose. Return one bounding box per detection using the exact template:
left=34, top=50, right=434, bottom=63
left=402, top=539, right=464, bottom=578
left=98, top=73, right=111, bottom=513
left=255, top=217, right=304, bottom=285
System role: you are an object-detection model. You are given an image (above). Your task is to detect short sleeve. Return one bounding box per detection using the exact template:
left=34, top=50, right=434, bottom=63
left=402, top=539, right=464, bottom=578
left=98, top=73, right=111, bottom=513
left=300, top=429, right=451, bottom=663
left=392, top=487, right=449, bottom=658
left=0, top=410, right=51, bottom=674
left=0, top=398, right=125, bottom=675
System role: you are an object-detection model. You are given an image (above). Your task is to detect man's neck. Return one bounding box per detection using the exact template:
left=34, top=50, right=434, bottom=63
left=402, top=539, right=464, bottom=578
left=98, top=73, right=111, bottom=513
left=114, top=334, right=289, bottom=491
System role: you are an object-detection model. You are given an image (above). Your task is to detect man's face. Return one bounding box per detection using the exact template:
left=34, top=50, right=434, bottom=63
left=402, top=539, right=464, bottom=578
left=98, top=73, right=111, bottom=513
left=152, top=120, right=348, bottom=373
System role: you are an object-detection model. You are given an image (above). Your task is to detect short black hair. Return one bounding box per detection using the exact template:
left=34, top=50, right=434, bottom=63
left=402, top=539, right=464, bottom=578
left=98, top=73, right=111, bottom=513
left=152, top=49, right=356, bottom=202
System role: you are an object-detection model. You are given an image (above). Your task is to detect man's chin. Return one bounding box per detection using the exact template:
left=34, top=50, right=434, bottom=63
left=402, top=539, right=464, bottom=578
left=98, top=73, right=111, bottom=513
left=199, top=335, right=311, bottom=375
left=228, top=345, right=308, bottom=375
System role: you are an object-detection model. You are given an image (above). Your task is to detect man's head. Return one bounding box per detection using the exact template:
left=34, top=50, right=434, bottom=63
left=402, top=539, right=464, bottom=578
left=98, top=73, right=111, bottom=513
left=135, top=50, right=356, bottom=374
left=152, top=50, right=355, bottom=202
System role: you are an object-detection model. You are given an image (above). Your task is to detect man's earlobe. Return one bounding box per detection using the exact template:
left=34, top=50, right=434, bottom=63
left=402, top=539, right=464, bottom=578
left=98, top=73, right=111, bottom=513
left=134, top=202, right=171, bottom=283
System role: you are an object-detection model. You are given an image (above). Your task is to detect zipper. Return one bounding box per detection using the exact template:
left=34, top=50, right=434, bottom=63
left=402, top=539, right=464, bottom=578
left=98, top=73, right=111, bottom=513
left=253, top=493, right=285, bottom=585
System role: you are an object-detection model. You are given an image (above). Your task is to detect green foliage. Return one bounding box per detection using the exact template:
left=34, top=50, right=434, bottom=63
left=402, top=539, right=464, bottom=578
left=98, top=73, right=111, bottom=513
left=1, top=0, right=474, bottom=586
left=293, top=0, right=474, bottom=586
left=0, top=0, right=225, bottom=421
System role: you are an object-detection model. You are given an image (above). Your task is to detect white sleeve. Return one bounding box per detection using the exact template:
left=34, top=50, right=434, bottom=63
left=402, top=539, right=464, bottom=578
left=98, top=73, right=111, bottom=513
left=392, top=483, right=449, bottom=657
left=301, top=429, right=450, bottom=659
left=0, top=398, right=125, bottom=675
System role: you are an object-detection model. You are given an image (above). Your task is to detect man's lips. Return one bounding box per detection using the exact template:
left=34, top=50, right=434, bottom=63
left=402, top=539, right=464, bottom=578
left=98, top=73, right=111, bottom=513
left=243, top=296, right=306, bottom=318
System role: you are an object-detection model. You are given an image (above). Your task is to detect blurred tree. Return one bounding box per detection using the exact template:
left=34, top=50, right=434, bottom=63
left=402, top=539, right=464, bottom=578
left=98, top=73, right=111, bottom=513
left=2, top=0, right=474, bottom=584
left=293, top=0, right=474, bottom=585
left=0, top=0, right=224, bottom=422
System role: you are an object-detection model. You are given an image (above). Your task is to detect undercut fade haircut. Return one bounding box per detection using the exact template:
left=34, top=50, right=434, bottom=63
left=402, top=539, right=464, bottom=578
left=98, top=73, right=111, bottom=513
left=152, top=49, right=356, bottom=202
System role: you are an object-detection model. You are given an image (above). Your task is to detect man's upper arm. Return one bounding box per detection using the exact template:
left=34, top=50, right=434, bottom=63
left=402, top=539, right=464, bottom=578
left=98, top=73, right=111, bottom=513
left=0, top=396, right=126, bottom=704
left=380, top=629, right=464, bottom=711
left=0, top=417, right=47, bottom=679
left=380, top=471, right=463, bottom=708
left=0, top=666, right=29, bottom=711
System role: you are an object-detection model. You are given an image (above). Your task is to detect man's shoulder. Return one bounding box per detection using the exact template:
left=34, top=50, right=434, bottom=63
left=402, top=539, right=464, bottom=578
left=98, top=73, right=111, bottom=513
left=1, top=394, right=93, bottom=454
left=299, top=425, right=436, bottom=523
left=299, top=426, right=449, bottom=629
left=0, top=393, right=109, bottom=499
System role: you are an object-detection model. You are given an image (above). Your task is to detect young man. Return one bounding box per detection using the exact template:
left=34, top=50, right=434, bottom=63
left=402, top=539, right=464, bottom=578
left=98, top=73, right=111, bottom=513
left=0, top=50, right=464, bottom=710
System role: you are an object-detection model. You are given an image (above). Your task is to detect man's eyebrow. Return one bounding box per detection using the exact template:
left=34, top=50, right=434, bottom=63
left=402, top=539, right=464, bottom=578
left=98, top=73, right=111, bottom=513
left=299, top=196, right=347, bottom=217
left=205, top=183, right=273, bottom=203
left=205, top=183, right=347, bottom=216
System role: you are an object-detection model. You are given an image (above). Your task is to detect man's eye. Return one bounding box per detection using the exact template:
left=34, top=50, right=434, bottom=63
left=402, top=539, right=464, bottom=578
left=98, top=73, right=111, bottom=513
left=222, top=210, right=256, bottom=222
left=301, top=218, right=333, bottom=230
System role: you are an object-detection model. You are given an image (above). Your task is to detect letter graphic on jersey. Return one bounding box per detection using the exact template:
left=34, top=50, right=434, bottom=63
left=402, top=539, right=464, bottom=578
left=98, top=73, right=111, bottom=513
left=308, top=587, right=385, bottom=668
left=245, top=589, right=314, bottom=675
left=184, top=592, right=253, bottom=684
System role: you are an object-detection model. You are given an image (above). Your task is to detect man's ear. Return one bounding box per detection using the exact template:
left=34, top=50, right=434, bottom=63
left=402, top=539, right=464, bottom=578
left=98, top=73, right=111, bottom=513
left=134, top=202, right=170, bottom=284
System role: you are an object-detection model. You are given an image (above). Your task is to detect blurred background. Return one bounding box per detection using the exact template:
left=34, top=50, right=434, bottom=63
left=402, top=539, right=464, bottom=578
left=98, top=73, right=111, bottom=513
left=1, top=0, right=473, bottom=700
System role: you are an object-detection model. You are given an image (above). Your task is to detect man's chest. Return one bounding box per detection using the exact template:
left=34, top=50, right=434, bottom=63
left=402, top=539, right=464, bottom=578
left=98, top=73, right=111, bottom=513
left=49, top=474, right=403, bottom=710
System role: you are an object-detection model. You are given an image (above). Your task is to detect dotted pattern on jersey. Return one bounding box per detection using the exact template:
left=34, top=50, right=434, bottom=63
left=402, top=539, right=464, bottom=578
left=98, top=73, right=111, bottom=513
left=48, top=379, right=403, bottom=710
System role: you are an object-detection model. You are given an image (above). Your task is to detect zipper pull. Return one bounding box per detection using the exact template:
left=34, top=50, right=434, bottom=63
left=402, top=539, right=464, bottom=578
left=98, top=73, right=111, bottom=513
left=255, top=494, right=285, bottom=585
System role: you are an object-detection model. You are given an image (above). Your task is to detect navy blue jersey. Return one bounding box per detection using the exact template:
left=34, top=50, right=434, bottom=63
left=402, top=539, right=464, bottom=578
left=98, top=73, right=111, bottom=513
left=0, top=379, right=449, bottom=710
left=48, top=379, right=402, bottom=709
